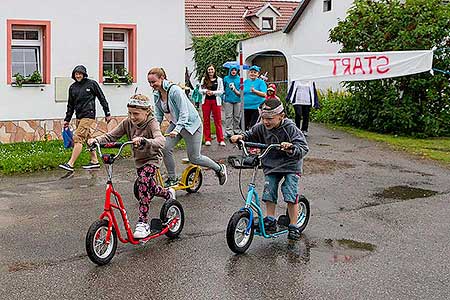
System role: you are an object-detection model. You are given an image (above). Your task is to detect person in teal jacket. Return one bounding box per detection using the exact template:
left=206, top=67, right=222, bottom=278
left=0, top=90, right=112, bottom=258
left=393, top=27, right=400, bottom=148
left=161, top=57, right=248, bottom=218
left=223, top=66, right=242, bottom=137
left=148, top=67, right=227, bottom=187
left=243, top=65, right=267, bottom=129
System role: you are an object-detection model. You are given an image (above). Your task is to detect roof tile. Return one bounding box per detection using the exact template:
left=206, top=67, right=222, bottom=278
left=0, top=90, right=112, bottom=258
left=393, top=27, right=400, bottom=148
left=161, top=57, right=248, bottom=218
left=186, top=0, right=301, bottom=37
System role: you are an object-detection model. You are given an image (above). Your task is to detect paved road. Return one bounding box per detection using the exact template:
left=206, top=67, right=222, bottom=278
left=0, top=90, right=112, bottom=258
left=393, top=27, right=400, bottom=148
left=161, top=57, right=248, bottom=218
left=0, top=124, right=449, bottom=300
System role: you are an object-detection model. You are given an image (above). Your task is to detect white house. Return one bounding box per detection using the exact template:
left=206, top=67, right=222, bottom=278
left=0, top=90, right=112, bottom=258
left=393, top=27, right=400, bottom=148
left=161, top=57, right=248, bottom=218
left=185, top=0, right=301, bottom=86
left=0, top=0, right=185, bottom=143
left=240, top=0, right=354, bottom=89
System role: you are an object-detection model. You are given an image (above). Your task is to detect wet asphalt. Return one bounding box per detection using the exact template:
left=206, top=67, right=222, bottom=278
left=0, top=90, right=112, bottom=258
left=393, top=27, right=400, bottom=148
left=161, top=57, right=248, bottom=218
left=0, top=123, right=449, bottom=300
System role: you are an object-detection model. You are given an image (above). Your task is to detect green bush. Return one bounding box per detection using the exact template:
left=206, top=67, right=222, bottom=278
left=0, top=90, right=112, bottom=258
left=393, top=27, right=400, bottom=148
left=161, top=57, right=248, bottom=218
left=327, top=0, right=450, bottom=137
left=192, top=32, right=248, bottom=80
left=311, top=90, right=354, bottom=125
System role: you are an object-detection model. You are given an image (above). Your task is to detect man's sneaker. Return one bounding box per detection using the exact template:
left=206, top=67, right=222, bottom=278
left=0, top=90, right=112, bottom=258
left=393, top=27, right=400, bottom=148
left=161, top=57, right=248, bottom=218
left=205, top=141, right=211, bottom=146
left=164, top=177, right=179, bottom=188
left=133, top=222, right=151, bottom=239
left=216, top=164, right=227, bottom=185
left=219, top=141, right=226, bottom=146
left=168, top=188, right=176, bottom=200
left=302, top=131, right=308, bottom=137
left=288, top=224, right=301, bottom=241
left=263, top=216, right=277, bottom=233
left=82, top=162, right=100, bottom=169
left=58, top=163, right=74, bottom=172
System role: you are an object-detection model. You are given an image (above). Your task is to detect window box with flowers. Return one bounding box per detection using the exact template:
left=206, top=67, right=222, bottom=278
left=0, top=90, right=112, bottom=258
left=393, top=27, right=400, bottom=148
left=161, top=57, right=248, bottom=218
left=12, top=70, right=44, bottom=87
left=103, top=68, right=133, bottom=86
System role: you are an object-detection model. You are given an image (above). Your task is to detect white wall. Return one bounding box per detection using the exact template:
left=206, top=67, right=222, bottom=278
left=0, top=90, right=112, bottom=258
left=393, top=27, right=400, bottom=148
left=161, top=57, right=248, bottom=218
left=241, top=0, right=354, bottom=90
left=0, top=0, right=185, bottom=121
left=184, top=24, right=199, bottom=87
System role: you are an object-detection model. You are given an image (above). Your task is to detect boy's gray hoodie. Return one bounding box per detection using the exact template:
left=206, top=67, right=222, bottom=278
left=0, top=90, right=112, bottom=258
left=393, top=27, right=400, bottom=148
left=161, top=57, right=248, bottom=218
left=242, top=119, right=308, bottom=175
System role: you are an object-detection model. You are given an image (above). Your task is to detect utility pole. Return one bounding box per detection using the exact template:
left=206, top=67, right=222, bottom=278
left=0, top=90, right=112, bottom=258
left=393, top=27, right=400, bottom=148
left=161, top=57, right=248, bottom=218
left=239, top=41, right=245, bottom=132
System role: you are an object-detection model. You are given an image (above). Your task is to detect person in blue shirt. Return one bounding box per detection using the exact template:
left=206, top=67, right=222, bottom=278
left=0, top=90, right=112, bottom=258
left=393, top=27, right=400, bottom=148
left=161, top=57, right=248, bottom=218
left=222, top=66, right=241, bottom=137
left=243, top=65, right=267, bottom=129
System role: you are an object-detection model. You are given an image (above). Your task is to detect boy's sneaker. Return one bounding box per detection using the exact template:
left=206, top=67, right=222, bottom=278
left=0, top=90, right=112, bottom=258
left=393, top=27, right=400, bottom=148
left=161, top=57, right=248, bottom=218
left=133, top=222, right=151, bottom=239
left=288, top=224, right=301, bottom=241
left=216, top=164, right=227, bottom=185
left=219, top=141, right=226, bottom=146
left=58, top=163, right=74, bottom=172
left=164, top=177, right=179, bottom=187
left=205, top=141, right=211, bottom=146
left=82, top=162, right=100, bottom=169
left=263, top=216, right=277, bottom=233
left=168, top=188, right=176, bottom=200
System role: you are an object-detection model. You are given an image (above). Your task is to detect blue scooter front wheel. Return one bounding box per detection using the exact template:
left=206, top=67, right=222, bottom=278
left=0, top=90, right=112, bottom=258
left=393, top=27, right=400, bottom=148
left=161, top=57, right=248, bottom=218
left=227, top=210, right=254, bottom=254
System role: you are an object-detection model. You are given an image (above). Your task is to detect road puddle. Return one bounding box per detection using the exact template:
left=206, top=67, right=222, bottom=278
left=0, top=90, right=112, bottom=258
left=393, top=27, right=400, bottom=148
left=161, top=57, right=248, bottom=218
left=229, top=236, right=377, bottom=266
left=355, top=185, right=439, bottom=210
left=303, top=158, right=354, bottom=175
left=318, top=238, right=376, bottom=263
left=375, top=185, right=438, bottom=200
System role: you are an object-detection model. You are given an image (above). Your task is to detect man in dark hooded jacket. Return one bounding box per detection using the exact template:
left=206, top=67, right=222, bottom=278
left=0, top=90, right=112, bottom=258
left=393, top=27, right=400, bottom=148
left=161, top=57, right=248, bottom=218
left=59, top=65, right=111, bottom=172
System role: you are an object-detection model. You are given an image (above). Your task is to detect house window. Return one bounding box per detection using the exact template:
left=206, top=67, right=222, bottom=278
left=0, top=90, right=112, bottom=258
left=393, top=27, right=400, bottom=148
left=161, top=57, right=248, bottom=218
left=11, top=28, right=42, bottom=79
left=103, top=30, right=127, bottom=75
left=6, top=20, right=51, bottom=84
left=262, top=17, right=274, bottom=31
left=99, top=24, right=137, bottom=83
left=323, top=0, right=332, bottom=12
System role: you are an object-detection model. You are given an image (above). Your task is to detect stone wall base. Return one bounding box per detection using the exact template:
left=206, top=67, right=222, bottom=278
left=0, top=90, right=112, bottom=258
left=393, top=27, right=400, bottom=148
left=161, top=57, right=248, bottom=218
left=0, top=117, right=126, bottom=144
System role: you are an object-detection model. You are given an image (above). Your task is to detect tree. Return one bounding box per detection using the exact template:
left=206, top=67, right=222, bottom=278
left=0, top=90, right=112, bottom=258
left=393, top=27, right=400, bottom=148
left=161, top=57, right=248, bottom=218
left=328, top=0, right=450, bottom=137
left=192, top=32, right=248, bottom=80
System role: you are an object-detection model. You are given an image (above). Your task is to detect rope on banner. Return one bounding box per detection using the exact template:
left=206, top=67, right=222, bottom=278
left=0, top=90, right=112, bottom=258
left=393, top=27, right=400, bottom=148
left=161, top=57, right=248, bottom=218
left=432, top=68, right=450, bottom=76
left=266, top=80, right=288, bottom=84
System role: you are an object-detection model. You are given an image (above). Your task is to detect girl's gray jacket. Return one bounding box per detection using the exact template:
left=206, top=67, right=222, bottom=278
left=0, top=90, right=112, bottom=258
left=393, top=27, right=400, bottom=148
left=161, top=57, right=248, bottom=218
left=242, top=118, right=309, bottom=175
left=153, top=80, right=202, bottom=135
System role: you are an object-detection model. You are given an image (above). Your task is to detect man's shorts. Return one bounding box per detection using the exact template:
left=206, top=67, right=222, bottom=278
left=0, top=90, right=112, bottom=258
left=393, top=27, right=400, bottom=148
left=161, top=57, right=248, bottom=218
left=73, top=118, right=96, bottom=144
left=262, top=173, right=300, bottom=204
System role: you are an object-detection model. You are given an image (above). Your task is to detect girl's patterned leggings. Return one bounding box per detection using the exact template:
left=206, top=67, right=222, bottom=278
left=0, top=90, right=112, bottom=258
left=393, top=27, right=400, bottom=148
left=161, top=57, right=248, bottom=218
left=137, top=164, right=170, bottom=223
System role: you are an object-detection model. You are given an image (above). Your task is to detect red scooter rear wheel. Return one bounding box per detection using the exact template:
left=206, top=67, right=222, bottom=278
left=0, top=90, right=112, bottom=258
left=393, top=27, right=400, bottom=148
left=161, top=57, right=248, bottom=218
left=160, top=199, right=184, bottom=238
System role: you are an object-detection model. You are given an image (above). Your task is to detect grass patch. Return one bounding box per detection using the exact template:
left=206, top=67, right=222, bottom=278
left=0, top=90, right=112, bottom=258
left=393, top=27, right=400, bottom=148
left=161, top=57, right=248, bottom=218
left=0, top=138, right=131, bottom=175
left=327, top=124, right=450, bottom=165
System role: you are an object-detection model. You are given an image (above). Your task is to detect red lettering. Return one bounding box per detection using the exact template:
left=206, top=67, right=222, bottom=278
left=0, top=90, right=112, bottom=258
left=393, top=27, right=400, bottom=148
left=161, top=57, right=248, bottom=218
left=352, top=57, right=366, bottom=75
left=329, top=58, right=341, bottom=76
left=376, top=56, right=390, bottom=74
left=341, top=58, right=351, bottom=75
left=364, top=56, right=377, bottom=74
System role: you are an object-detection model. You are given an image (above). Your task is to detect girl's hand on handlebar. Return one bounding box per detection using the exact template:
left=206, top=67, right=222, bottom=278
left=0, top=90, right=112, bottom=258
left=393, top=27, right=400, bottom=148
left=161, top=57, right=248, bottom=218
left=230, top=135, right=243, bottom=144
left=132, top=137, right=144, bottom=147
left=280, top=142, right=293, bottom=152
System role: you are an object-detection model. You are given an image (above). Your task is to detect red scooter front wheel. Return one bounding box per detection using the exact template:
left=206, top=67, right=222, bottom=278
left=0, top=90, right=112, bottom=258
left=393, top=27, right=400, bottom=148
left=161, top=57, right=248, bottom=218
left=86, top=219, right=117, bottom=265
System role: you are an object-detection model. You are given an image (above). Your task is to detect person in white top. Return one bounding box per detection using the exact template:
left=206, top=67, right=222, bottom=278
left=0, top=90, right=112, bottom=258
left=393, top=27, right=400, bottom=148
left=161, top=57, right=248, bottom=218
left=287, top=81, right=318, bottom=137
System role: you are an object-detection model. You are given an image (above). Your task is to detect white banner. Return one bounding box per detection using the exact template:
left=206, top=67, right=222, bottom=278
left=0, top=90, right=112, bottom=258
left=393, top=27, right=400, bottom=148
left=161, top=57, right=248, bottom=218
left=290, top=50, right=433, bottom=82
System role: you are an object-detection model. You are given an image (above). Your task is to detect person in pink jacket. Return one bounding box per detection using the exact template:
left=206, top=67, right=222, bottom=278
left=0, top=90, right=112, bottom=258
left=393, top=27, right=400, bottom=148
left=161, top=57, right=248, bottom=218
left=88, top=94, right=175, bottom=239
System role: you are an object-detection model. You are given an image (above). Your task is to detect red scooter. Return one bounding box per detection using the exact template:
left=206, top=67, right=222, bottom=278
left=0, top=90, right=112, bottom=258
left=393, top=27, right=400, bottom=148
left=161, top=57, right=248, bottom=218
left=85, top=141, right=184, bottom=265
